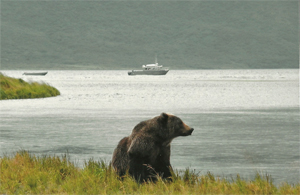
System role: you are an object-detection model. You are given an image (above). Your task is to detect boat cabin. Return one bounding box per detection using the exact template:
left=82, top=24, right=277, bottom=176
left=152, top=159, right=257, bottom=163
left=142, top=63, right=163, bottom=70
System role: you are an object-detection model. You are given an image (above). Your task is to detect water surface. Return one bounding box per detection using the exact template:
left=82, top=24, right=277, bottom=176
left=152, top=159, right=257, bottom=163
left=0, top=69, right=299, bottom=185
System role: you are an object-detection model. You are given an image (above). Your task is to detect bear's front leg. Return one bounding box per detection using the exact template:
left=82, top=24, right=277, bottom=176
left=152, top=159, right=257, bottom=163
left=128, top=154, right=150, bottom=182
left=153, top=145, right=173, bottom=181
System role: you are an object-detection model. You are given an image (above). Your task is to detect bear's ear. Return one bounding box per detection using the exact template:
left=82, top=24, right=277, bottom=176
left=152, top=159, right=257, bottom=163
left=158, top=112, right=169, bottom=123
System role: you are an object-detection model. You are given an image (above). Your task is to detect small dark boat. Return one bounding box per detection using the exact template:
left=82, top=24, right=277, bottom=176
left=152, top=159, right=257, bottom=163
left=23, top=72, right=48, bottom=76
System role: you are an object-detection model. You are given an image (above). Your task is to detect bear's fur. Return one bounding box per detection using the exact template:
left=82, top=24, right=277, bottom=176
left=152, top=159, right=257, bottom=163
left=112, top=113, right=194, bottom=182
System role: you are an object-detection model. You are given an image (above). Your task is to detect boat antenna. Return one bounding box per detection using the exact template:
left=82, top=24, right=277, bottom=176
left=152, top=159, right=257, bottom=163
left=155, top=54, right=157, bottom=64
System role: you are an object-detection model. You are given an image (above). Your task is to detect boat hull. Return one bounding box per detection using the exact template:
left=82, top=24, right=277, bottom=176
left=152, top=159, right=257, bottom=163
left=128, top=70, right=169, bottom=76
left=23, top=72, right=48, bottom=76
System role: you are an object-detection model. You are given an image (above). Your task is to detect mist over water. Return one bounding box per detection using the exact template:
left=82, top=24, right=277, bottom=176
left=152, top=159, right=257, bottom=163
left=0, top=69, right=299, bottom=185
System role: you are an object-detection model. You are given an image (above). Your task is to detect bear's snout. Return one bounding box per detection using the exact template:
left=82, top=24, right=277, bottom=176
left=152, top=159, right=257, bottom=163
left=181, top=128, right=194, bottom=136
left=188, top=128, right=194, bottom=135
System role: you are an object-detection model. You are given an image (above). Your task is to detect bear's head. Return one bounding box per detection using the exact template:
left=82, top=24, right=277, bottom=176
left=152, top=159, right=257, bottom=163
left=158, top=112, right=194, bottom=138
left=127, top=113, right=194, bottom=157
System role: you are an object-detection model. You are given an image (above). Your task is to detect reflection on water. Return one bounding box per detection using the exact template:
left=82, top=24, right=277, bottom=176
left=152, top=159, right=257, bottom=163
left=0, top=70, right=299, bottom=185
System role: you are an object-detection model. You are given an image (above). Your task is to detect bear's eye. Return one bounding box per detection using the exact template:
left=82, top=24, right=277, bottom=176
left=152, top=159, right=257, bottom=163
left=177, top=120, right=183, bottom=126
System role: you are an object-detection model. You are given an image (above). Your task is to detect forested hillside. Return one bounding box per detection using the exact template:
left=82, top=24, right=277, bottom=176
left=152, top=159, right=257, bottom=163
left=1, top=1, right=298, bottom=70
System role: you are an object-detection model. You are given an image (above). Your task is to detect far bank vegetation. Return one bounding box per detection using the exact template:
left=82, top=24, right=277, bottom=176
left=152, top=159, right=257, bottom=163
left=0, top=73, right=60, bottom=100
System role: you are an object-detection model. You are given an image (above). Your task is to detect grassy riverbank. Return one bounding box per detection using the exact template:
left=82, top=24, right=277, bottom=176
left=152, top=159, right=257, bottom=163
left=0, top=151, right=299, bottom=194
left=0, top=73, right=60, bottom=100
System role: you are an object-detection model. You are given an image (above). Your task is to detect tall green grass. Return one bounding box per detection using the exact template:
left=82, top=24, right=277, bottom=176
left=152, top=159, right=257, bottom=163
left=0, top=73, right=60, bottom=100
left=0, top=151, right=299, bottom=194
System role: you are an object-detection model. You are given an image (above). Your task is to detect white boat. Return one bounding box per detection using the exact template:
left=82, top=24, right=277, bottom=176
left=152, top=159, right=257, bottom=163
left=128, top=58, right=169, bottom=76
left=23, top=72, right=48, bottom=76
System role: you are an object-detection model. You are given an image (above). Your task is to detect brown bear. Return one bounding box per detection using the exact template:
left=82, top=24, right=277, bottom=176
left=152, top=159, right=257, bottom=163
left=112, top=113, right=194, bottom=182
